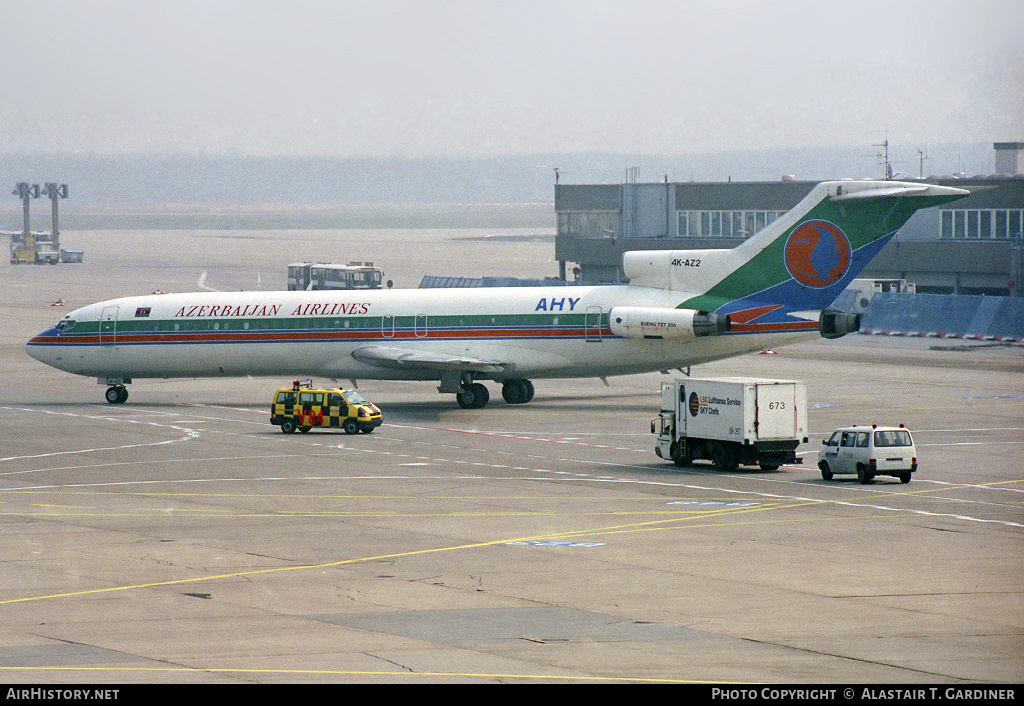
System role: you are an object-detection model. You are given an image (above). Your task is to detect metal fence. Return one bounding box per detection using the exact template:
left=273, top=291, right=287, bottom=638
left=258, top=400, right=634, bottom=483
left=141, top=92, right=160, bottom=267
left=860, top=293, right=1024, bottom=341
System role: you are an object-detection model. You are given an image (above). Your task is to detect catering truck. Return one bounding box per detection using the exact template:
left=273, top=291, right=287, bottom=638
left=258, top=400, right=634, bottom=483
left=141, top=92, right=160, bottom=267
left=653, top=377, right=808, bottom=471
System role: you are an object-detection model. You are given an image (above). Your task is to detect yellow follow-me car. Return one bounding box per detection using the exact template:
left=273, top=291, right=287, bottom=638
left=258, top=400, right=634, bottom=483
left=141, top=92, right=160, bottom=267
left=270, top=379, right=382, bottom=434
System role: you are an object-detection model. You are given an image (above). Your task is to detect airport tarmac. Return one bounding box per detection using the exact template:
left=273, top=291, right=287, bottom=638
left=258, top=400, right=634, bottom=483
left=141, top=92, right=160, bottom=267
left=1, top=228, right=1022, bottom=684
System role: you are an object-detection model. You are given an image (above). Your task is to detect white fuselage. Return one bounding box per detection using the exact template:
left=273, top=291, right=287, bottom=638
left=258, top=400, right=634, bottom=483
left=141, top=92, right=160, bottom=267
left=26, top=285, right=814, bottom=383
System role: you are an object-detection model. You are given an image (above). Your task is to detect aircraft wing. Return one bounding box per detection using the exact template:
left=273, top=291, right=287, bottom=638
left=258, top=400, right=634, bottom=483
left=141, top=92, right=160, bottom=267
left=351, top=345, right=508, bottom=374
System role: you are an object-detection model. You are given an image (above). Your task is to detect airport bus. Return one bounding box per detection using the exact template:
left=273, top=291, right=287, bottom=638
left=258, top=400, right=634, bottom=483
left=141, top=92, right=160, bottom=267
left=287, top=262, right=384, bottom=291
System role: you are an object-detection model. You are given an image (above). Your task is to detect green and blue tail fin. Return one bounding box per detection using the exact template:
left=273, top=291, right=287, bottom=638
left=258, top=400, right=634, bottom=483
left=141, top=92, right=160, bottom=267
left=623, top=180, right=969, bottom=335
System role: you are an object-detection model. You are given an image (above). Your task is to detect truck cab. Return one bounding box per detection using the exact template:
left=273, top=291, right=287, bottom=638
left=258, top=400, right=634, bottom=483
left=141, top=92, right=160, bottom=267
left=271, top=380, right=382, bottom=434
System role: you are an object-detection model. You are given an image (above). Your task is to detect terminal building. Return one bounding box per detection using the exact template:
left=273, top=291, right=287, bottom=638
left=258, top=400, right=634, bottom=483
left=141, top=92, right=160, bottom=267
left=555, top=142, right=1024, bottom=297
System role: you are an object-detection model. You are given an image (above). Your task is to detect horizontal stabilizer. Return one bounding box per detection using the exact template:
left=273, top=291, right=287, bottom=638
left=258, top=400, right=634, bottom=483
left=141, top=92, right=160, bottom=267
left=829, top=182, right=963, bottom=202
left=351, top=345, right=506, bottom=373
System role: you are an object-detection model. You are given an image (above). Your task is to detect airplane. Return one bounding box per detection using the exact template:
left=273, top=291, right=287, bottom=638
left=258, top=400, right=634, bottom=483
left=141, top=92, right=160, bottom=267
left=26, top=180, right=968, bottom=407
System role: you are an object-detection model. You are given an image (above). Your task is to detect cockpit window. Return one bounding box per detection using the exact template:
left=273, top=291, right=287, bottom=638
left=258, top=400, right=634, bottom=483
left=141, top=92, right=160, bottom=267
left=55, top=319, right=76, bottom=332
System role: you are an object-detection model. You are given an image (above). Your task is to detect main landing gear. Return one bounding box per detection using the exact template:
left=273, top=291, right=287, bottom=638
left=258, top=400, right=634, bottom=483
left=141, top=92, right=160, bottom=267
left=454, top=378, right=535, bottom=409
left=105, top=385, right=129, bottom=404
left=100, top=377, right=131, bottom=404
left=500, top=378, right=534, bottom=405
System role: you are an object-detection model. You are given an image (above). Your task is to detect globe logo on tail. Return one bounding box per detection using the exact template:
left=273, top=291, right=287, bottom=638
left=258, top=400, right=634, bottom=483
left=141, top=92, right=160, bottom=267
left=784, top=220, right=851, bottom=288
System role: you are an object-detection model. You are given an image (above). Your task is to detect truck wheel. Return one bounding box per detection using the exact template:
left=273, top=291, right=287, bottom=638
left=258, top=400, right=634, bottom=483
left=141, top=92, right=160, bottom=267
left=819, top=462, right=833, bottom=481
left=343, top=418, right=359, bottom=434
left=712, top=443, right=737, bottom=472
left=280, top=419, right=297, bottom=434
left=670, top=440, right=691, bottom=467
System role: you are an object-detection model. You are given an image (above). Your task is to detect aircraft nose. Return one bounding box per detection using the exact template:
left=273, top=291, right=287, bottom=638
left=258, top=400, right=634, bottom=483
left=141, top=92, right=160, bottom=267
left=26, top=327, right=63, bottom=366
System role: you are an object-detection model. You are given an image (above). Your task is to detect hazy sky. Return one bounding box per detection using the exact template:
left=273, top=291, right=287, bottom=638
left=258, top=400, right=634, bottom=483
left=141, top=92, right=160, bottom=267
left=2, top=0, right=1021, bottom=157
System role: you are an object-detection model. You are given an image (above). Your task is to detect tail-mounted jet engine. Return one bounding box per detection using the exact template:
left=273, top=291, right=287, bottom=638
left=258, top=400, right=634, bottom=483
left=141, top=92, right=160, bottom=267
left=819, top=309, right=861, bottom=339
left=609, top=306, right=730, bottom=340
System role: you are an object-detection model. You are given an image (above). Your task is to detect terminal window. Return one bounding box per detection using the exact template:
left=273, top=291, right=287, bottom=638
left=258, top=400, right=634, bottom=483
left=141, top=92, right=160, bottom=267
left=677, top=210, right=786, bottom=238
left=941, top=209, right=1022, bottom=240
left=558, top=211, right=619, bottom=238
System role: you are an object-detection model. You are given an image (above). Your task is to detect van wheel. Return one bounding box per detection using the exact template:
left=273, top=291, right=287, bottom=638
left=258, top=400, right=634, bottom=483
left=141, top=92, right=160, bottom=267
left=298, top=426, right=312, bottom=433
left=857, top=464, right=873, bottom=484
left=899, top=471, right=912, bottom=483
left=819, top=462, right=833, bottom=481
left=280, top=419, right=297, bottom=434
left=343, top=418, right=359, bottom=434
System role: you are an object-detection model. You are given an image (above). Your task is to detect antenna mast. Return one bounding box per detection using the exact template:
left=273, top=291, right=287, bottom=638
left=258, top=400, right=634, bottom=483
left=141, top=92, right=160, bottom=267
left=873, top=138, right=892, bottom=179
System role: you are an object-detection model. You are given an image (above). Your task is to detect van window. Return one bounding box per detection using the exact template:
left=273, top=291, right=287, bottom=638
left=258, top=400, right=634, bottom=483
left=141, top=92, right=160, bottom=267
left=299, top=392, right=324, bottom=406
left=825, top=432, right=839, bottom=446
left=328, top=393, right=342, bottom=407
left=856, top=432, right=870, bottom=447
left=874, top=430, right=912, bottom=447
left=841, top=432, right=856, bottom=447
left=277, top=391, right=297, bottom=405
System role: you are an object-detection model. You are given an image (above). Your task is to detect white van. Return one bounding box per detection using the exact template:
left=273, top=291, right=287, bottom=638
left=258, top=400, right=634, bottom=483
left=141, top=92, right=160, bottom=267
left=818, top=425, right=917, bottom=484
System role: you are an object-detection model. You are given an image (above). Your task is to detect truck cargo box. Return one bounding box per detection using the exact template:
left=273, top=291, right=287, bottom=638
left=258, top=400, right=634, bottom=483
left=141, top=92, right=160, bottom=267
left=654, top=377, right=808, bottom=471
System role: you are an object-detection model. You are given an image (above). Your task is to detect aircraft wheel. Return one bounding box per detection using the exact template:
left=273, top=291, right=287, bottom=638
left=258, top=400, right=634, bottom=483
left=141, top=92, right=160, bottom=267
left=523, top=380, right=535, bottom=402
left=343, top=418, right=359, bottom=434
left=457, top=382, right=489, bottom=409
left=501, top=379, right=532, bottom=404
left=105, top=386, right=127, bottom=404
left=280, top=419, right=297, bottom=434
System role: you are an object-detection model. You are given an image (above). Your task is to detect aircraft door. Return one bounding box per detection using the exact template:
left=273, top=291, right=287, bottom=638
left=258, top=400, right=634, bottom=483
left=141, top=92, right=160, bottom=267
left=99, top=306, right=119, bottom=345
left=381, top=315, right=396, bottom=338
left=585, top=306, right=603, bottom=342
